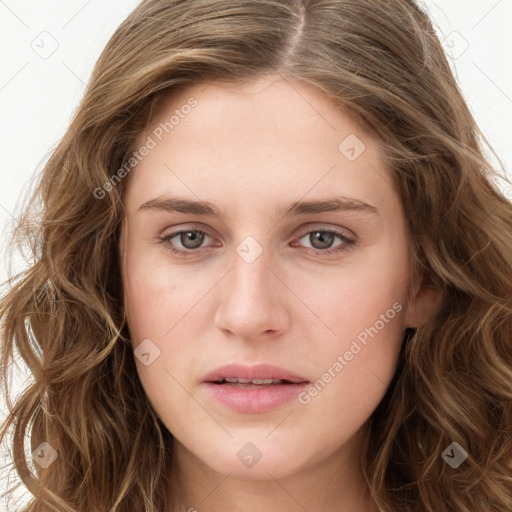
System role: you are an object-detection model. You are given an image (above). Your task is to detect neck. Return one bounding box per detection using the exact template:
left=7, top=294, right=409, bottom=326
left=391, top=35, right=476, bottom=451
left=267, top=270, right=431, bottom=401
left=167, top=431, right=380, bottom=512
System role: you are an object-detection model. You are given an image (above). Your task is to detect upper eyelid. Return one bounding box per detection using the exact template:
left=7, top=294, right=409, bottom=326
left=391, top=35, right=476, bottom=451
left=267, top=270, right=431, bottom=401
left=295, top=224, right=355, bottom=240
left=160, top=223, right=357, bottom=244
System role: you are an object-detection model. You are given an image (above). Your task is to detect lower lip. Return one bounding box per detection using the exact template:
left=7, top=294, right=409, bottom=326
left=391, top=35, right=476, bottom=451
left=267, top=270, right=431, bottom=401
left=203, top=382, right=309, bottom=413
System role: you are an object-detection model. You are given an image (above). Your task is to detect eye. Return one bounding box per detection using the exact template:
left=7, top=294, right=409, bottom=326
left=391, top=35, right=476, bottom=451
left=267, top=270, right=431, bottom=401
left=159, top=225, right=356, bottom=258
left=291, top=227, right=356, bottom=256
left=160, top=228, right=218, bottom=255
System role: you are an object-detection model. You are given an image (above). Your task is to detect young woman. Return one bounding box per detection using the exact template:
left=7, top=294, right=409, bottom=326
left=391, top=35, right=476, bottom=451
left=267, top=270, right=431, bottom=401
left=1, top=0, right=511, bottom=511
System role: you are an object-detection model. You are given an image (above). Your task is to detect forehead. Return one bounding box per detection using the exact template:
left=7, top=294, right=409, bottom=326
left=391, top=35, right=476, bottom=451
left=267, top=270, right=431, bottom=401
left=139, top=75, right=367, bottom=147
left=125, top=75, right=395, bottom=216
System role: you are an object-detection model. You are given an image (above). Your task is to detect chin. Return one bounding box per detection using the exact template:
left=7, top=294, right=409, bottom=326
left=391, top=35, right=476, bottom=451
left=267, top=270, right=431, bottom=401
left=210, top=456, right=302, bottom=481
left=194, top=437, right=315, bottom=481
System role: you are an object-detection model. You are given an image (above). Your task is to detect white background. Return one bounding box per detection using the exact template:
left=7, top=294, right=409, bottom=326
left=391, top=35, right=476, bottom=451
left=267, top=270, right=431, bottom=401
left=1, top=0, right=511, bottom=507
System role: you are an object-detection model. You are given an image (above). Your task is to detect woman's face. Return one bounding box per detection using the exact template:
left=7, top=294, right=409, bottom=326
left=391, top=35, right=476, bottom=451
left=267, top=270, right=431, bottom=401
left=119, top=75, right=435, bottom=481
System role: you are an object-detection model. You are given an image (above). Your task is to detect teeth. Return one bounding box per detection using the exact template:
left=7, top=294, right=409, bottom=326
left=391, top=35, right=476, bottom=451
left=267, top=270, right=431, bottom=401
left=219, top=377, right=284, bottom=385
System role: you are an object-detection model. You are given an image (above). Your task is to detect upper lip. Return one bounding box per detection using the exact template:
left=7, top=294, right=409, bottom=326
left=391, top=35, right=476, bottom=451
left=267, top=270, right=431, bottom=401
left=202, top=364, right=309, bottom=383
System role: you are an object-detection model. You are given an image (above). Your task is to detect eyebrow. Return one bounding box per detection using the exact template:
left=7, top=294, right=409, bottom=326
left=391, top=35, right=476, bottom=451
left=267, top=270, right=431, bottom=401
left=138, top=195, right=378, bottom=218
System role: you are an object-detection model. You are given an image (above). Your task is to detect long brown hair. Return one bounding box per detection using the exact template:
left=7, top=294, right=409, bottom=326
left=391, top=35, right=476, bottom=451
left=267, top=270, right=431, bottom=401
left=2, top=0, right=512, bottom=510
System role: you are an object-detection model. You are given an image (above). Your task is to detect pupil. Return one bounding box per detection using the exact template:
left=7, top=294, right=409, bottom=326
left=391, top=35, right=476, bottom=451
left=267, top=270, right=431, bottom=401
left=311, top=231, right=334, bottom=249
left=182, top=231, right=204, bottom=249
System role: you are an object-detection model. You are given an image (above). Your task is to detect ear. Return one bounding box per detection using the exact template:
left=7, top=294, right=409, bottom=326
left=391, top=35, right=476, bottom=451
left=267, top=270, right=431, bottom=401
left=402, top=271, right=443, bottom=329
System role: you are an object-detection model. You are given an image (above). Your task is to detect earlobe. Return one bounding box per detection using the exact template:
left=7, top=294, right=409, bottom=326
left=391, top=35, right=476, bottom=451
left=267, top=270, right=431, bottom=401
left=403, top=274, right=443, bottom=329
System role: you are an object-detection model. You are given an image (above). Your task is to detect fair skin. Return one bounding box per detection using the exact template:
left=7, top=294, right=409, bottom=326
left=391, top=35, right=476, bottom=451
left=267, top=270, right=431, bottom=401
left=119, top=74, right=439, bottom=511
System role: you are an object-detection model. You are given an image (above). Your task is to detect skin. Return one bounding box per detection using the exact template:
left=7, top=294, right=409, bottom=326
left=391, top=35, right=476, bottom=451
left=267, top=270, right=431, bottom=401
left=119, top=74, right=440, bottom=512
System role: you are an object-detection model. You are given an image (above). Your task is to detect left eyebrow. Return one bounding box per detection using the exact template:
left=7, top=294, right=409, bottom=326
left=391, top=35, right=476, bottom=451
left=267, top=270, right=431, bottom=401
left=137, top=195, right=378, bottom=218
left=278, top=197, right=378, bottom=217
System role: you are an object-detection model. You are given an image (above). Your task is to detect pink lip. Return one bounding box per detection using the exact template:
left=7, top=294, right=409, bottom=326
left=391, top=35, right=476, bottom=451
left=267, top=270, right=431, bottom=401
left=202, top=363, right=310, bottom=414
left=202, top=363, right=309, bottom=384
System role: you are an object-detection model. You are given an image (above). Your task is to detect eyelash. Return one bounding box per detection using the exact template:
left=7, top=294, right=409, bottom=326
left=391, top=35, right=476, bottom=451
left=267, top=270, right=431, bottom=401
left=159, top=226, right=356, bottom=258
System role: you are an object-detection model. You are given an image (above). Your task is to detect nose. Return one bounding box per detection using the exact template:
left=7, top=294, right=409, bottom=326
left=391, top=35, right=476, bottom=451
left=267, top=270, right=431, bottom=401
left=213, top=244, right=290, bottom=341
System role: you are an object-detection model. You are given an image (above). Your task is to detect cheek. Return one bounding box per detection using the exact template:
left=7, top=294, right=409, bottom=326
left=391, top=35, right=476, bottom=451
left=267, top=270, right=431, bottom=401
left=122, top=240, right=205, bottom=342
left=121, top=247, right=204, bottom=424
left=121, top=241, right=217, bottom=396
left=291, top=248, right=409, bottom=428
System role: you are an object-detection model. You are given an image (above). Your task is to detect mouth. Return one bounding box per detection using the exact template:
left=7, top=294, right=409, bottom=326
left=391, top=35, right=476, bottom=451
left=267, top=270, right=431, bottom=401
left=201, top=363, right=310, bottom=412
left=202, top=363, right=310, bottom=387
left=209, top=377, right=306, bottom=388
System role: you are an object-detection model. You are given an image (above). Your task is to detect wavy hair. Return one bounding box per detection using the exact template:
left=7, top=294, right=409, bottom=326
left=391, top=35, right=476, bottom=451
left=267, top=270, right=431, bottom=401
left=1, top=0, right=512, bottom=510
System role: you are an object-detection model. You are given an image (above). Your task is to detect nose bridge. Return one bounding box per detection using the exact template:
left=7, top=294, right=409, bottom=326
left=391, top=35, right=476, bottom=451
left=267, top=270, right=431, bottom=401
left=213, top=236, right=288, bottom=338
left=230, top=238, right=277, bottom=310
left=232, top=242, right=271, bottom=298
left=229, top=227, right=274, bottom=292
